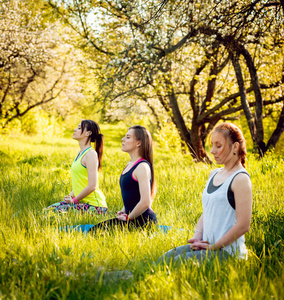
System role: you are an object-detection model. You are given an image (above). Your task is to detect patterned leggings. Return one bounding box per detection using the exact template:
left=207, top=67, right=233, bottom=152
left=45, top=201, right=107, bottom=215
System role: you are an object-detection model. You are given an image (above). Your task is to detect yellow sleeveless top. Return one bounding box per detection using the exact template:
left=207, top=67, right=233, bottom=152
left=71, top=147, right=107, bottom=208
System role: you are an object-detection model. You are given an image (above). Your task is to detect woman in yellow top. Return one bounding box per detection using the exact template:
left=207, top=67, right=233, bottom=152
left=46, top=120, right=107, bottom=214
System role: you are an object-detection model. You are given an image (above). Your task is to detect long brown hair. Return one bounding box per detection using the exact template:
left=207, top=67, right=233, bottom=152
left=213, top=122, right=247, bottom=168
left=130, top=125, right=156, bottom=198
left=81, top=120, right=104, bottom=170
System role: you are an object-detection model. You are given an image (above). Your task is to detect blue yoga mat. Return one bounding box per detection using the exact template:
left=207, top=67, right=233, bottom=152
left=158, top=225, right=173, bottom=233
left=60, top=224, right=95, bottom=234
left=59, top=224, right=174, bottom=234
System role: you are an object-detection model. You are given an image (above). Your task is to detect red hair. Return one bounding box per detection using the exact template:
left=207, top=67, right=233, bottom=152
left=213, top=122, right=247, bottom=168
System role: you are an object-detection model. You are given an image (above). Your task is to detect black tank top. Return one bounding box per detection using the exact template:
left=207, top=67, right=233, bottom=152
left=119, top=159, right=156, bottom=223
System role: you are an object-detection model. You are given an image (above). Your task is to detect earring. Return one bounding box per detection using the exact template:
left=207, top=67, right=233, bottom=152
left=233, top=153, right=236, bottom=155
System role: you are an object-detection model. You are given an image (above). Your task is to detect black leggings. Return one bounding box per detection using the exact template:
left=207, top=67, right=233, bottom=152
left=89, top=215, right=157, bottom=233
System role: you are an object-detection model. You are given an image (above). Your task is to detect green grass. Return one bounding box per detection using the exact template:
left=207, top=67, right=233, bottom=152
left=0, top=124, right=283, bottom=299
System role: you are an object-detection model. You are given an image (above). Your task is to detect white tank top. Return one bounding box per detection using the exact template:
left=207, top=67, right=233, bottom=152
left=202, top=168, right=250, bottom=259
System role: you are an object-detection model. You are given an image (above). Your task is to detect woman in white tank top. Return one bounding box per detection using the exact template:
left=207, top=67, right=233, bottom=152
left=159, top=122, right=252, bottom=263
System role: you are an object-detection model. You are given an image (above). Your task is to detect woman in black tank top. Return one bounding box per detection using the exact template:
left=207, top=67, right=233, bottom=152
left=90, top=125, right=157, bottom=232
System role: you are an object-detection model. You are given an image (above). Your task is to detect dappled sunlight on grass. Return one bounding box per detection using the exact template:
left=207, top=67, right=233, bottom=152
left=0, top=126, right=283, bottom=299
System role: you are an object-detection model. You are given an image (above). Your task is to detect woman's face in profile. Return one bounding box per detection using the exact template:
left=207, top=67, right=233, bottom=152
left=73, top=123, right=88, bottom=140
left=121, top=129, right=139, bottom=153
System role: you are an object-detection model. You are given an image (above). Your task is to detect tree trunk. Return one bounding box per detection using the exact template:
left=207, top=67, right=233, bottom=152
left=266, top=103, right=284, bottom=149
left=191, top=121, right=212, bottom=163
left=240, top=45, right=266, bottom=156
left=163, top=75, right=212, bottom=162
left=231, top=53, right=259, bottom=146
left=167, top=88, right=195, bottom=156
left=280, top=0, right=284, bottom=14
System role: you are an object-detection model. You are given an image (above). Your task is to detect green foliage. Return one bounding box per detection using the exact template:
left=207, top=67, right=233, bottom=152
left=0, top=124, right=283, bottom=299
left=154, top=122, right=182, bottom=152
left=48, top=0, right=284, bottom=160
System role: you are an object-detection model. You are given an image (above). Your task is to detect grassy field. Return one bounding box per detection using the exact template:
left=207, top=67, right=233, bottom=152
left=0, top=124, right=283, bottom=299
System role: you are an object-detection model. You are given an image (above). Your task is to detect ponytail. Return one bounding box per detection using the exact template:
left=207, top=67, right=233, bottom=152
left=94, top=133, right=104, bottom=171
left=81, top=120, right=104, bottom=171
